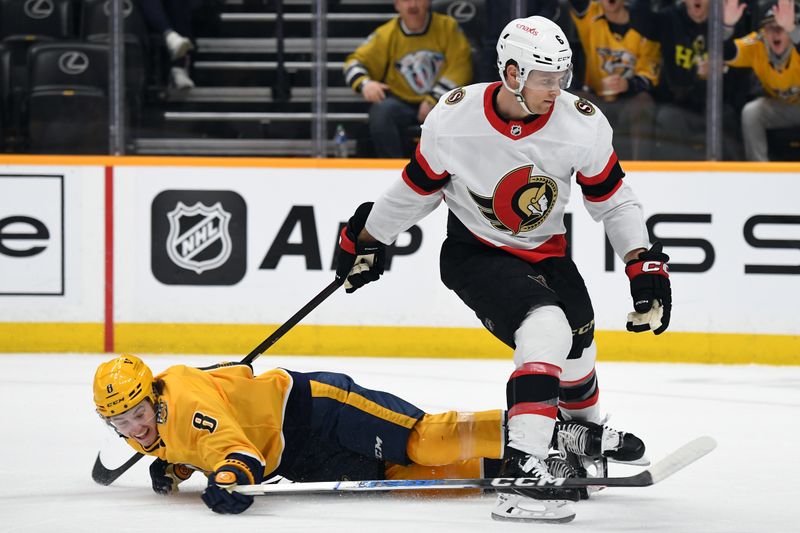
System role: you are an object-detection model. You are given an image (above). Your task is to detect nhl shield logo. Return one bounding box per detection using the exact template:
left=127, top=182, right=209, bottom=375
left=166, top=202, right=232, bottom=274
left=510, top=124, right=522, bottom=136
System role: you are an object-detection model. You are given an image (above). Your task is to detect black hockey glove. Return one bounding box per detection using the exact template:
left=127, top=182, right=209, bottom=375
left=625, top=242, right=671, bottom=335
left=335, top=202, right=386, bottom=293
left=201, top=465, right=254, bottom=514
left=149, top=458, right=193, bottom=495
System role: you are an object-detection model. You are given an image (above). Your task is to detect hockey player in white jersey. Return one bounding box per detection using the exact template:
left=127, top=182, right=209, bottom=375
left=335, top=15, right=672, bottom=523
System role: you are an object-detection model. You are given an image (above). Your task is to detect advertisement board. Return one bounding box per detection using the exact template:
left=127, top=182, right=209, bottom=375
left=0, top=157, right=797, bottom=362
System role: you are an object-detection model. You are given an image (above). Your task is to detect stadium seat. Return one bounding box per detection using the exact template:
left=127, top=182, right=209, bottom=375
left=25, top=41, right=109, bottom=153
left=0, top=0, right=74, bottom=39
left=80, top=0, right=153, bottom=92
left=79, top=0, right=149, bottom=49
left=1, top=0, right=76, bottom=147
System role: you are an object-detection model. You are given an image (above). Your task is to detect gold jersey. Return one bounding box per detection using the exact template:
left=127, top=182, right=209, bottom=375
left=570, top=2, right=660, bottom=95
left=123, top=364, right=292, bottom=478
left=727, top=32, right=800, bottom=104
left=344, top=13, right=473, bottom=104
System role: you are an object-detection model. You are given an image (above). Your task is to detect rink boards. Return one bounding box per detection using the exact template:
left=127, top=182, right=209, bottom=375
left=0, top=156, right=798, bottom=364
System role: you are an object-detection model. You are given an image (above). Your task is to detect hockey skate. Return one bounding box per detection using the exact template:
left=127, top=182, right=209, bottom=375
left=491, top=449, right=580, bottom=523
left=553, top=419, right=649, bottom=466
left=549, top=419, right=646, bottom=500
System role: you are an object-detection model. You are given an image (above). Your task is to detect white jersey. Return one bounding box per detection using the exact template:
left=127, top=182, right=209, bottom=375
left=365, top=82, right=649, bottom=262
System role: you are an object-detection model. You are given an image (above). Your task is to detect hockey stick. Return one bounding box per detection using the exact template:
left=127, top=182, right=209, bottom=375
left=91, top=277, right=345, bottom=486
left=234, top=436, right=717, bottom=496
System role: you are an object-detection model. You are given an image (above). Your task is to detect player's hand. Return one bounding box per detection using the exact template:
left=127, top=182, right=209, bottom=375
left=201, top=466, right=254, bottom=514
left=362, top=80, right=390, bottom=103
left=625, top=242, right=671, bottom=335
left=149, top=458, right=193, bottom=495
left=335, top=202, right=386, bottom=293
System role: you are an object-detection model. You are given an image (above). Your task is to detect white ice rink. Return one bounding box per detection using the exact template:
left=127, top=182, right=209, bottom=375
left=1, top=353, right=798, bottom=533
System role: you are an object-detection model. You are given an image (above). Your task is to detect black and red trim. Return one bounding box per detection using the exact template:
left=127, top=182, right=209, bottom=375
left=401, top=144, right=451, bottom=195
left=559, top=368, right=599, bottom=411
left=483, top=82, right=554, bottom=140
left=577, top=152, right=625, bottom=202
left=506, top=362, right=561, bottom=420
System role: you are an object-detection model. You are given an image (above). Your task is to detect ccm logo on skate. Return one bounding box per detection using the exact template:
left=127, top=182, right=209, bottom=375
left=490, top=478, right=565, bottom=487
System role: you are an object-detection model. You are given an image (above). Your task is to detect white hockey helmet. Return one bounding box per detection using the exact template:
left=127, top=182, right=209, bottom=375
left=496, top=16, right=573, bottom=113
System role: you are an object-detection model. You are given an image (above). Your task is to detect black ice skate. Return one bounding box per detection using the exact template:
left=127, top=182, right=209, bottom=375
left=553, top=419, right=649, bottom=466
left=490, top=448, right=580, bottom=523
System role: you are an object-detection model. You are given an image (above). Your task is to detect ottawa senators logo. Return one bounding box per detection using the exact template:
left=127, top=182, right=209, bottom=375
left=575, top=98, right=595, bottom=116
left=445, top=87, right=465, bottom=105
left=468, top=166, right=558, bottom=235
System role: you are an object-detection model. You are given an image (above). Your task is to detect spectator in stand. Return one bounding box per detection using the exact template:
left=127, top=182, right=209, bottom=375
left=343, top=0, right=473, bottom=158
left=569, top=0, right=661, bottom=160
left=137, top=0, right=202, bottom=91
left=629, top=0, right=749, bottom=160
left=724, top=0, right=800, bottom=160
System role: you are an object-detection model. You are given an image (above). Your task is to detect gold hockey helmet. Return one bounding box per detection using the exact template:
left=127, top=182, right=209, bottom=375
left=93, top=354, right=156, bottom=417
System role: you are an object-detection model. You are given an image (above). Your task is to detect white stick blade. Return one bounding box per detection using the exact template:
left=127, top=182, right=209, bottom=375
left=647, top=436, right=717, bottom=485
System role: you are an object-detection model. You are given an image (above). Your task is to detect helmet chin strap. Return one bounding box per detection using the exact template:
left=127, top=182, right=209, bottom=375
left=500, top=75, right=536, bottom=116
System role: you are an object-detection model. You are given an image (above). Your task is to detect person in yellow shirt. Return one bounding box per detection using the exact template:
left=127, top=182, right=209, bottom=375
left=94, top=354, right=516, bottom=514
left=569, top=0, right=661, bottom=159
left=343, top=0, right=473, bottom=157
left=724, top=0, right=800, bottom=160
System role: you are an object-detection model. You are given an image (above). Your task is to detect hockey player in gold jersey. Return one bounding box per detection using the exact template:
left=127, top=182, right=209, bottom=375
left=93, top=354, right=505, bottom=514
left=723, top=0, right=800, bottom=160
left=343, top=0, right=473, bottom=157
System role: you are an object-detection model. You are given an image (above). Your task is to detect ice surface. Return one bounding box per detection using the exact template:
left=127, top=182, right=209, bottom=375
left=1, top=354, right=798, bottom=533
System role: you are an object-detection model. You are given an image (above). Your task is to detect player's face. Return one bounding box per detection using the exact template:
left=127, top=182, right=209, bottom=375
left=522, top=70, right=567, bottom=114
left=762, top=22, right=791, bottom=55
left=107, top=399, right=159, bottom=447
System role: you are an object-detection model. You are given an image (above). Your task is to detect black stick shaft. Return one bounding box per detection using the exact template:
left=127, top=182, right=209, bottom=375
left=243, top=278, right=343, bottom=365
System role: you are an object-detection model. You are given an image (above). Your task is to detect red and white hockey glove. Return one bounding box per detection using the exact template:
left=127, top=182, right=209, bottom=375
left=336, top=202, right=385, bottom=293
left=625, top=242, right=671, bottom=335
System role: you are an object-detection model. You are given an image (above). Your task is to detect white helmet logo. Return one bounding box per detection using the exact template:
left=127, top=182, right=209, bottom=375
left=166, top=202, right=233, bottom=274
left=446, top=1, right=476, bottom=23
left=58, top=51, right=90, bottom=75
left=24, top=0, right=54, bottom=19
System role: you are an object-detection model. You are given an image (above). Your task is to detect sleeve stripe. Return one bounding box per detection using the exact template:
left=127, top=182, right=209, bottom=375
left=345, top=65, right=369, bottom=87
left=400, top=145, right=450, bottom=195
left=402, top=167, right=441, bottom=196
left=579, top=158, right=625, bottom=201
left=416, top=143, right=449, bottom=180
left=437, top=76, right=457, bottom=90
left=584, top=179, right=623, bottom=202
left=576, top=152, right=619, bottom=185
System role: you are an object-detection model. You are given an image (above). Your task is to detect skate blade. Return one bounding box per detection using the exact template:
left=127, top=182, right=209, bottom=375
left=491, top=494, right=576, bottom=523
left=608, top=454, right=650, bottom=467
